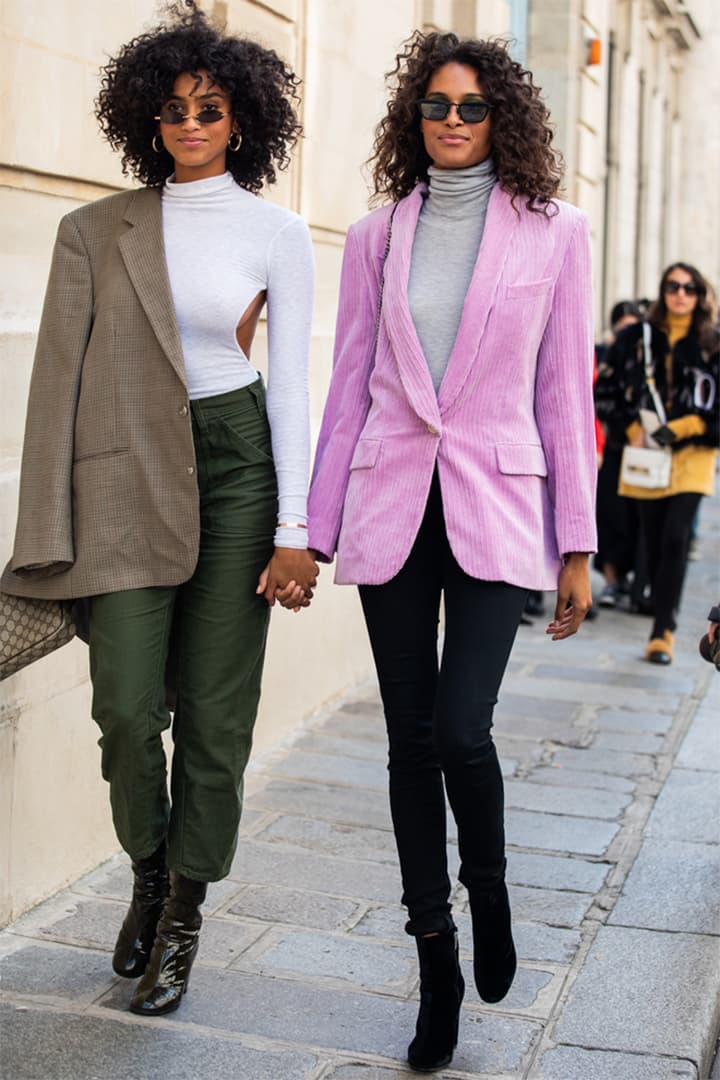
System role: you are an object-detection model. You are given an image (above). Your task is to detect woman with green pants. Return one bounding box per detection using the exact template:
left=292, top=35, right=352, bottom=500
left=2, top=3, right=317, bottom=1015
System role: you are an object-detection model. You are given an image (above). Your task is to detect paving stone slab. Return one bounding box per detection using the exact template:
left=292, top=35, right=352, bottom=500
left=0, top=1002, right=319, bottom=1080
left=506, top=851, right=609, bottom=894
left=497, top=693, right=578, bottom=721
left=261, top=749, right=387, bottom=791
left=229, top=841, right=401, bottom=903
left=255, top=814, right=398, bottom=864
left=553, top=925, right=720, bottom=1067
left=249, top=778, right=393, bottom=831
left=505, top=779, right=630, bottom=820
left=549, top=746, right=655, bottom=778
left=321, top=711, right=386, bottom=744
left=526, top=766, right=636, bottom=793
left=504, top=674, right=680, bottom=712
left=596, top=708, right=675, bottom=735
left=326, top=1066, right=414, bottom=1080
left=646, top=768, right=720, bottom=845
left=348, top=905, right=582, bottom=964
left=14, top=897, right=126, bottom=952
left=533, top=663, right=695, bottom=693
left=227, top=883, right=361, bottom=930
left=506, top=808, right=619, bottom=856
left=536, top=1045, right=698, bottom=1079
left=461, top=963, right=559, bottom=1014
left=508, top=884, right=592, bottom=928
left=453, top=1011, right=543, bottom=1075
left=0, top=941, right=116, bottom=1003
left=608, top=838, right=720, bottom=935
left=233, top=928, right=417, bottom=995
left=295, top=731, right=389, bottom=762
left=676, top=697, right=720, bottom=772
left=195, top=916, right=267, bottom=967
left=592, top=729, right=665, bottom=755
left=494, top=713, right=586, bottom=746
left=102, top=967, right=419, bottom=1060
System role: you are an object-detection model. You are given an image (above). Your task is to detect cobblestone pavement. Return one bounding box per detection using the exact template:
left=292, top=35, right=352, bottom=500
left=1, top=498, right=719, bottom=1080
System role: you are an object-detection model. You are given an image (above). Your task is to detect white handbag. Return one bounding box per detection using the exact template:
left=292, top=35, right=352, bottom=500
left=619, top=444, right=672, bottom=489
left=619, top=322, right=672, bottom=490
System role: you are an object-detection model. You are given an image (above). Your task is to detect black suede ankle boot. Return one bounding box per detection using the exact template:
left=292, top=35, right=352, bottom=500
left=129, top=871, right=207, bottom=1016
left=407, top=929, right=465, bottom=1072
left=469, top=881, right=516, bottom=1003
left=112, top=841, right=169, bottom=979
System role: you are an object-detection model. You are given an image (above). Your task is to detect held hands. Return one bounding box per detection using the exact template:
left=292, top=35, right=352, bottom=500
left=256, top=548, right=319, bottom=612
left=546, top=553, right=592, bottom=641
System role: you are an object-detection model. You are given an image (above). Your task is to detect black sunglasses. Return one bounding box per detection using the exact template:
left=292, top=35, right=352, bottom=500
left=663, top=280, right=700, bottom=296
left=418, top=99, right=493, bottom=124
left=155, top=104, right=230, bottom=125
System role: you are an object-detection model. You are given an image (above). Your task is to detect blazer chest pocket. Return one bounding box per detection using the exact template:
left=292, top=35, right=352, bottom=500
left=350, top=438, right=382, bottom=470
left=496, top=443, right=548, bottom=477
left=502, top=278, right=553, bottom=300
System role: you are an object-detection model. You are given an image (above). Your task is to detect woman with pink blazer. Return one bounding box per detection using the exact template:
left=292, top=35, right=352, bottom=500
left=308, top=32, right=596, bottom=1071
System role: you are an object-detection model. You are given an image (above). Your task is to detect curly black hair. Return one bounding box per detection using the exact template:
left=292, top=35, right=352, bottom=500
left=95, top=1, right=301, bottom=191
left=649, top=263, right=717, bottom=348
left=370, top=31, right=563, bottom=212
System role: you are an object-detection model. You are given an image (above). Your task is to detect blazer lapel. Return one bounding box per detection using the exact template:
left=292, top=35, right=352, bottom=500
left=437, top=184, right=520, bottom=416
left=118, top=189, right=187, bottom=385
left=382, top=187, right=442, bottom=428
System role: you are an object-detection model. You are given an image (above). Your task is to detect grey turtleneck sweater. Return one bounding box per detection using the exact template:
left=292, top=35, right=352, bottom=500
left=408, top=158, right=497, bottom=391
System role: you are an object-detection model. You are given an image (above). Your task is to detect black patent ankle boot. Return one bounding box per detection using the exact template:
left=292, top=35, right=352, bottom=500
left=112, top=842, right=169, bottom=979
left=407, top=929, right=465, bottom=1072
left=469, top=881, right=516, bottom=1003
left=129, top=871, right=207, bottom=1016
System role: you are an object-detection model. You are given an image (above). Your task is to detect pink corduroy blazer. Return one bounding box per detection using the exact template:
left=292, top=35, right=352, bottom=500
left=308, top=183, right=598, bottom=590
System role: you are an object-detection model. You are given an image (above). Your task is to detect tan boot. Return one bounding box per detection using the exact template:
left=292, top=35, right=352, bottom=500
left=645, top=630, right=673, bottom=665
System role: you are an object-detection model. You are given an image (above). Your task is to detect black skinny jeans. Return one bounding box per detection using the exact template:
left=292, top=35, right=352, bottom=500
left=359, top=474, right=526, bottom=937
left=638, top=492, right=702, bottom=639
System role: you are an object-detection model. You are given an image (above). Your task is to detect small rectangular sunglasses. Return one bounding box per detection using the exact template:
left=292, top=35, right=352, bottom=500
left=155, top=105, right=229, bottom=125
left=417, top=99, right=493, bottom=123
left=663, top=280, right=700, bottom=296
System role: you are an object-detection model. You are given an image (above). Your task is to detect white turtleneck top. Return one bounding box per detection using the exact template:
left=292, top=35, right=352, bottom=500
left=161, top=171, right=314, bottom=549
left=408, top=158, right=497, bottom=391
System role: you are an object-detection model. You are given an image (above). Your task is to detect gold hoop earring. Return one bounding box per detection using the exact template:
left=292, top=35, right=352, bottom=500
left=152, top=134, right=164, bottom=154
left=228, top=132, right=242, bottom=152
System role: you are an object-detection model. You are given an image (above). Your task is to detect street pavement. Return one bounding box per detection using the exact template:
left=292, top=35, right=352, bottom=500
left=1, top=496, right=719, bottom=1080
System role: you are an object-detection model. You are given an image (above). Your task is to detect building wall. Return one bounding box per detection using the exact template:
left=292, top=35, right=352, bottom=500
left=528, top=0, right=720, bottom=333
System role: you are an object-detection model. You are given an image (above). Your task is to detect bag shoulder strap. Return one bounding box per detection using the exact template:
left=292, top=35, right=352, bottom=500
left=642, top=320, right=667, bottom=426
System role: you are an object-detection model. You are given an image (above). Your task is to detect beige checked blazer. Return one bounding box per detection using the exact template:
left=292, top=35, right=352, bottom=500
left=2, top=188, right=202, bottom=600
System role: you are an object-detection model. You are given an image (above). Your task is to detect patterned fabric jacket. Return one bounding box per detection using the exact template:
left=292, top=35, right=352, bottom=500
left=595, top=322, right=720, bottom=450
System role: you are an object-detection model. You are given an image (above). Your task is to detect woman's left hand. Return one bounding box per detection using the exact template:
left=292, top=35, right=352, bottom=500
left=546, top=553, right=592, bottom=641
left=256, top=548, right=319, bottom=611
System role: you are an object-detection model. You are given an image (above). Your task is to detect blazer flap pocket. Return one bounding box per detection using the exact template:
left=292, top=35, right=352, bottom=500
left=349, top=438, right=382, bottom=470
left=503, top=278, right=554, bottom=300
left=496, top=443, right=548, bottom=477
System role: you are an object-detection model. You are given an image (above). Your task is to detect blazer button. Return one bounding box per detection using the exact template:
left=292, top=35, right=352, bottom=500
left=187, top=466, right=195, bottom=475
left=426, top=423, right=439, bottom=436
left=179, top=404, right=189, bottom=416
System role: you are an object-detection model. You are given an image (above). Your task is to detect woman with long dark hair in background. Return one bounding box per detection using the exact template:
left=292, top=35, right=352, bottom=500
left=597, top=262, right=719, bottom=664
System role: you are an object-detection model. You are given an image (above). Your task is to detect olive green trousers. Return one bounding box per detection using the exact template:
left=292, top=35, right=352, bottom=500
left=89, top=382, right=277, bottom=881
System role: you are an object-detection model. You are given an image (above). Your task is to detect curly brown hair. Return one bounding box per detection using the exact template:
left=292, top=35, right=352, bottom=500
left=95, top=1, right=301, bottom=192
left=370, top=31, right=563, bottom=212
left=649, top=263, right=717, bottom=347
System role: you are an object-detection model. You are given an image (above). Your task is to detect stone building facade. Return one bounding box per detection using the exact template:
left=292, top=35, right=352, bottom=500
left=1, top=0, right=717, bottom=924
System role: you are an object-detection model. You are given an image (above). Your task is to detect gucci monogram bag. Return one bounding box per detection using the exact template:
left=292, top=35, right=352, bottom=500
left=0, top=592, right=77, bottom=681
